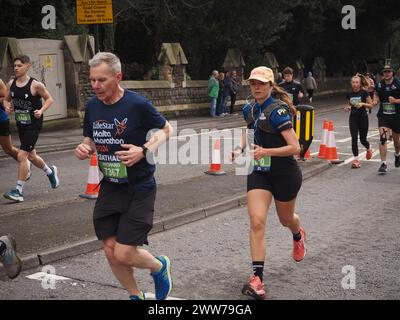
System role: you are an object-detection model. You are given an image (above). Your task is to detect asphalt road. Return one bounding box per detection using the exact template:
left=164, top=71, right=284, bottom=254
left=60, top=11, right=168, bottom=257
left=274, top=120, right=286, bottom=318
left=1, top=98, right=399, bottom=299
left=1, top=159, right=398, bottom=300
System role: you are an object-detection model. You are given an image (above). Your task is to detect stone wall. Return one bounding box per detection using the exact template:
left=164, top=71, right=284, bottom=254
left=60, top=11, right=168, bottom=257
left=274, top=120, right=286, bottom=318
left=79, top=77, right=348, bottom=118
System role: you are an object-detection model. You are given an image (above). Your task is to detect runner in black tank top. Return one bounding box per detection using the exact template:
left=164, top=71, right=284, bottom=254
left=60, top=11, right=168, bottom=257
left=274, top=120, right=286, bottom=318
left=2, top=55, right=59, bottom=203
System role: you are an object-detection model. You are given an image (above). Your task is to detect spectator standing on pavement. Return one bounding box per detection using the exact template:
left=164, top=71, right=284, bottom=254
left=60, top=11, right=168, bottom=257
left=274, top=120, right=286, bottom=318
left=75, top=52, right=174, bottom=301
left=345, top=74, right=374, bottom=169
left=0, top=234, right=22, bottom=279
left=304, top=72, right=318, bottom=103
left=230, top=67, right=306, bottom=300
left=223, top=71, right=239, bottom=114
left=229, top=70, right=238, bottom=114
left=373, top=64, right=400, bottom=173
left=0, top=78, right=19, bottom=160
left=279, top=67, right=305, bottom=106
left=2, top=55, right=59, bottom=203
left=208, top=70, right=219, bottom=117
left=216, top=72, right=226, bottom=116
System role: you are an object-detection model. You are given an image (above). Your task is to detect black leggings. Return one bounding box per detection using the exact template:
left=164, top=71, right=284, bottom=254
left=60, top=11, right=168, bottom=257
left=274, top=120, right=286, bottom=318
left=349, top=114, right=370, bottom=157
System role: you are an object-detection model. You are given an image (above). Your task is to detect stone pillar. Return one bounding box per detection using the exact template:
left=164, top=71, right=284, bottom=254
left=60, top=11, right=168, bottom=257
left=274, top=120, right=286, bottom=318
left=222, top=48, right=245, bottom=81
left=263, top=52, right=280, bottom=80
left=158, top=43, right=188, bottom=88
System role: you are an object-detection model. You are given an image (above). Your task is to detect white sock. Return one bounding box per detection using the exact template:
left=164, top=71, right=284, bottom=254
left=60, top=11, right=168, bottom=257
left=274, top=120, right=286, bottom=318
left=16, top=180, right=25, bottom=193
left=42, top=164, right=52, bottom=176
left=354, top=156, right=359, bottom=161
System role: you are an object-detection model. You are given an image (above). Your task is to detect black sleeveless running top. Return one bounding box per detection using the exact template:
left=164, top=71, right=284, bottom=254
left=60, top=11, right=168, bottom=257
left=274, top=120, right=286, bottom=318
left=10, top=77, right=43, bottom=128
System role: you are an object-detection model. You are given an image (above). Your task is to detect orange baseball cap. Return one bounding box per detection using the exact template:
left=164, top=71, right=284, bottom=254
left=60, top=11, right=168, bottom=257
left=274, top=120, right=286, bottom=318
left=247, top=66, right=274, bottom=83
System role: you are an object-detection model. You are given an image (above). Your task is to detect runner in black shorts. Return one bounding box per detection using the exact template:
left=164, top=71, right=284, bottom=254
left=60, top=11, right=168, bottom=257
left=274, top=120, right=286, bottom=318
left=75, top=52, right=174, bottom=301
left=230, top=67, right=306, bottom=300
left=3, top=55, right=59, bottom=203
left=373, top=64, right=400, bottom=173
left=0, top=79, right=19, bottom=160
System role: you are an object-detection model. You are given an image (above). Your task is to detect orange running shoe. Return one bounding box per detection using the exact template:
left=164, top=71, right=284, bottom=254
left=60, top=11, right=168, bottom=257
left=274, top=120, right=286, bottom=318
left=242, top=275, right=266, bottom=300
left=351, top=160, right=361, bottom=169
left=293, top=227, right=307, bottom=262
left=366, top=149, right=373, bottom=160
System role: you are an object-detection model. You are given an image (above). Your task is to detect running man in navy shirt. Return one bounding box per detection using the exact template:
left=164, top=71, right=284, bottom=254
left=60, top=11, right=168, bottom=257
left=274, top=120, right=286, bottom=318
left=75, top=52, right=174, bottom=301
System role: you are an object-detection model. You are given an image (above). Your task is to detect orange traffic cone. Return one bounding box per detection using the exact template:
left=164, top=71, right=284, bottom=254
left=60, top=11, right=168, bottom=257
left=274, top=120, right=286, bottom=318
left=325, top=121, right=343, bottom=164
left=205, top=138, right=226, bottom=176
left=318, top=120, right=329, bottom=159
left=79, top=153, right=100, bottom=199
left=304, top=148, right=312, bottom=159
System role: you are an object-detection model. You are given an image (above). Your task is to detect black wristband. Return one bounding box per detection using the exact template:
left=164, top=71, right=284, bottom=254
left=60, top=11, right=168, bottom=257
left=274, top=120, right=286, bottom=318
left=141, top=145, right=149, bottom=157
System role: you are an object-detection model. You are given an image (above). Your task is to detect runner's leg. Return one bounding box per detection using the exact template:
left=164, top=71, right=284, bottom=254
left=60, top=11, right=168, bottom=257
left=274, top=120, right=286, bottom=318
left=103, top=237, right=142, bottom=296
left=247, top=190, right=272, bottom=262
left=0, top=135, right=18, bottom=160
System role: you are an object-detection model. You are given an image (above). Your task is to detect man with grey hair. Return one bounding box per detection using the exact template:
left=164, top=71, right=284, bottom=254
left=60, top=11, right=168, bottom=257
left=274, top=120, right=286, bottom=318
left=75, top=52, right=174, bottom=300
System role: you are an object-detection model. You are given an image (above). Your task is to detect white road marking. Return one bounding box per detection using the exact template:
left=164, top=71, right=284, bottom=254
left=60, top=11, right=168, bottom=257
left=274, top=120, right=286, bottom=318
left=336, top=132, right=380, bottom=143
left=26, top=272, right=71, bottom=281
left=145, top=292, right=185, bottom=300
left=26, top=273, right=185, bottom=300
left=338, top=142, right=394, bottom=167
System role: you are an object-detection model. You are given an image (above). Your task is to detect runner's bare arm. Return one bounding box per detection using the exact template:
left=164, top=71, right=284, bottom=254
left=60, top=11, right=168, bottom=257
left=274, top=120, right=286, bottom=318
left=373, top=91, right=380, bottom=106
left=144, top=121, right=174, bottom=152
left=363, top=96, right=374, bottom=109
left=2, top=80, right=13, bottom=113
left=230, top=128, right=247, bottom=161
left=75, top=137, right=96, bottom=160
left=0, top=79, right=7, bottom=105
left=33, top=81, right=54, bottom=118
left=344, top=99, right=351, bottom=112
left=388, top=96, right=400, bottom=104
left=116, top=121, right=174, bottom=167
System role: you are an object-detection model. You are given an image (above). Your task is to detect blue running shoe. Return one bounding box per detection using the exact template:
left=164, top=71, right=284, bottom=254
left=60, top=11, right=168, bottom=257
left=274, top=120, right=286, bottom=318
left=151, top=256, right=172, bottom=300
left=129, top=291, right=145, bottom=301
left=3, top=189, right=23, bottom=203
left=47, top=165, right=60, bottom=189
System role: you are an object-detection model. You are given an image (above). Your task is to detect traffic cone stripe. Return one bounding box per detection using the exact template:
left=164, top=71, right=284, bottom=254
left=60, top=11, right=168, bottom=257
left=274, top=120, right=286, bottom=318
left=80, top=153, right=100, bottom=199
left=318, top=120, right=328, bottom=159
left=205, top=138, right=226, bottom=176
left=325, top=121, right=340, bottom=161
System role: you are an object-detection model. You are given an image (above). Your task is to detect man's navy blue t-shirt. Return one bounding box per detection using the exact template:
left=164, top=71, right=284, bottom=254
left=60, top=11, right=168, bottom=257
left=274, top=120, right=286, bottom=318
left=83, top=90, right=166, bottom=192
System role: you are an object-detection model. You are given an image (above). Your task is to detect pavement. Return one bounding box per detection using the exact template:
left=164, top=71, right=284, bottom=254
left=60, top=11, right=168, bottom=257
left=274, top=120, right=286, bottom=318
left=0, top=95, right=343, bottom=277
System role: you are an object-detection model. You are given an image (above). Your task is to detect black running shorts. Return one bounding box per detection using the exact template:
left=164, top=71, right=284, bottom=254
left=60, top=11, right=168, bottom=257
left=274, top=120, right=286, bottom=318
left=378, top=116, right=400, bottom=134
left=93, top=180, right=156, bottom=246
left=0, top=120, right=10, bottom=137
left=247, top=168, right=302, bottom=202
left=17, top=126, right=41, bottom=152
